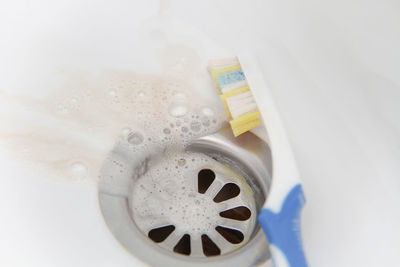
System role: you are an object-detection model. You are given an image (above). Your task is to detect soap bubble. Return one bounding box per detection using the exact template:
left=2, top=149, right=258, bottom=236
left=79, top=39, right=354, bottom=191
left=201, top=107, right=214, bottom=117
left=169, top=104, right=188, bottom=117
left=201, top=118, right=210, bottom=126
left=190, top=121, right=201, bottom=132
left=57, top=104, right=69, bottom=114
left=168, top=93, right=188, bottom=117
left=178, top=158, right=186, bottom=166
left=70, top=162, right=88, bottom=177
left=172, top=92, right=186, bottom=101
left=121, top=127, right=132, bottom=137
left=127, top=132, right=144, bottom=145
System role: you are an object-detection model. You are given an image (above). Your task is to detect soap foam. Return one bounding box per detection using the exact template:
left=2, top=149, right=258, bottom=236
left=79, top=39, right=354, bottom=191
left=0, top=71, right=226, bottom=183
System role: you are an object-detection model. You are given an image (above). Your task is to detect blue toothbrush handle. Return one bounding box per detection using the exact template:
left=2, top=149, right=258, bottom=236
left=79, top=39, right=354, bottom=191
left=258, top=185, right=308, bottom=267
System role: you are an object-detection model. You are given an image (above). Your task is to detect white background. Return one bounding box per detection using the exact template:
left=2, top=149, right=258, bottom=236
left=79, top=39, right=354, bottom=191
left=1, top=0, right=400, bottom=266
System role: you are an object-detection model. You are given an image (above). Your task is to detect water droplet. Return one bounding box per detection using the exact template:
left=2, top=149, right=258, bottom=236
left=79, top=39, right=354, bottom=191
left=163, top=128, right=171, bottom=134
left=127, top=132, right=144, bottom=145
left=138, top=91, right=145, bottom=97
left=181, top=126, right=188, bottom=133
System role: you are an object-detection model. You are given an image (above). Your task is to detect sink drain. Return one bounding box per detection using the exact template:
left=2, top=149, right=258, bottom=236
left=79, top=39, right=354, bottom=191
left=98, top=127, right=272, bottom=266
left=134, top=163, right=256, bottom=258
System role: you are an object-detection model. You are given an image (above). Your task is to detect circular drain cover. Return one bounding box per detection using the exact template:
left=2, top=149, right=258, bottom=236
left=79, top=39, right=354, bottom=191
left=98, top=129, right=271, bottom=266
left=131, top=159, right=256, bottom=258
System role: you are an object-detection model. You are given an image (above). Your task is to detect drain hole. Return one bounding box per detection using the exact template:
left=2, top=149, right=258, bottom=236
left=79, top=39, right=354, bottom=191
left=201, top=234, right=221, bottom=256
left=198, top=169, right=215, bottom=194
left=173, top=234, right=191, bottom=255
left=213, top=183, right=240, bottom=203
left=219, top=206, right=251, bottom=221
left=148, top=225, right=176, bottom=243
left=215, top=226, right=244, bottom=244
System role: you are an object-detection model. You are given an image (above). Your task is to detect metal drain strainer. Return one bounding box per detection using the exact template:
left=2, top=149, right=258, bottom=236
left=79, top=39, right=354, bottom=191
left=98, top=127, right=272, bottom=266
left=135, top=165, right=257, bottom=257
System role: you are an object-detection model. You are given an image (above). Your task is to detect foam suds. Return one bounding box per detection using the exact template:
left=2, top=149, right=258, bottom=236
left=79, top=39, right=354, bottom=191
left=0, top=0, right=235, bottom=186
left=0, top=70, right=226, bottom=183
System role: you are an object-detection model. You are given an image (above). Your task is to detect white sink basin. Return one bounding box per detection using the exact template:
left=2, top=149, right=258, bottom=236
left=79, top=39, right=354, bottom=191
left=1, top=0, right=399, bottom=266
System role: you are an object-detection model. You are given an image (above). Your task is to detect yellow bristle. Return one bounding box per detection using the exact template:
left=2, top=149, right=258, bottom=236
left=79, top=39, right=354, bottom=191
left=231, top=119, right=262, bottom=137
left=221, top=86, right=249, bottom=99
left=229, top=111, right=261, bottom=129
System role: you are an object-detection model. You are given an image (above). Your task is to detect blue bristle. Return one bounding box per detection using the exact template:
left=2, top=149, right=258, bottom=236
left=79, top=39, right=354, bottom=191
left=216, top=69, right=245, bottom=88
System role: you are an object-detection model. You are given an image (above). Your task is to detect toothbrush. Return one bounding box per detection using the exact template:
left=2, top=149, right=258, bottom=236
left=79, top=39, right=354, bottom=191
left=208, top=54, right=308, bottom=267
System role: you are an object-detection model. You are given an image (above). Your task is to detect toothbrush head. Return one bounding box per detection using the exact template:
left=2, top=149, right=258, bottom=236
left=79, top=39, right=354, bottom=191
left=208, top=58, right=261, bottom=137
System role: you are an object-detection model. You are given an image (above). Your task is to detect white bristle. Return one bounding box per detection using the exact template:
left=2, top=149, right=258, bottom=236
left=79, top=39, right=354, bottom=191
left=230, top=103, right=258, bottom=119
left=227, top=96, right=254, bottom=111
left=207, top=57, right=239, bottom=71
left=226, top=91, right=257, bottom=118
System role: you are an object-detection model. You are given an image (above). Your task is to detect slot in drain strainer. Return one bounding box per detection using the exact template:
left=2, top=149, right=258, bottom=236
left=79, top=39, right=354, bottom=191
left=98, top=127, right=272, bottom=267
